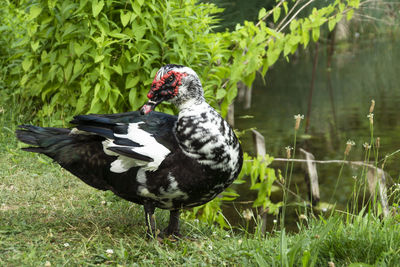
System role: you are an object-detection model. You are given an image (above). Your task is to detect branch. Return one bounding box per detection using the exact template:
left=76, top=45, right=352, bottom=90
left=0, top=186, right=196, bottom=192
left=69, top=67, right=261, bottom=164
left=255, top=0, right=286, bottom=27
left=276, top=0, right=315, bottom=33
left=244, top=155, right=390, bottom=175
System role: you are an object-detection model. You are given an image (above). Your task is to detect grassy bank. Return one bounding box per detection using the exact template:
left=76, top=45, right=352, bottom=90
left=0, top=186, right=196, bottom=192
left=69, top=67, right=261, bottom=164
left=1, top=104, right=400, bottom=266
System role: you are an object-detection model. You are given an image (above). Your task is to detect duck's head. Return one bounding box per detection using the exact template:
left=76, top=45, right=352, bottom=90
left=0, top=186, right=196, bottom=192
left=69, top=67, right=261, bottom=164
left=140, top=64, right=204, bottom=114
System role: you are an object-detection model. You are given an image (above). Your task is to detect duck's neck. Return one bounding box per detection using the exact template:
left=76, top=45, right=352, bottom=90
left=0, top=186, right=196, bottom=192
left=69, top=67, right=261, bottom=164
left=174, top=96, right=206, bottom=112
left=177, top=98, right=210, bottom=116
left=174, top=99, right=241, bottom=176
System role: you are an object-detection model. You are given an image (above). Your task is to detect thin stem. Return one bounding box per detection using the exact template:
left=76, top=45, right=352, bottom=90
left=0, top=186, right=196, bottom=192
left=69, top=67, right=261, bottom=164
left=281, top=129, right=298, bottom=230
left=361, top=122, right=374, bottom=209
left=277, top=0, right=315, bottom=33
left=255, top=0, right=286, bottom=27
left=328, top=154, right=347, bottom=206
left=275, top=0, right=302, bottom=30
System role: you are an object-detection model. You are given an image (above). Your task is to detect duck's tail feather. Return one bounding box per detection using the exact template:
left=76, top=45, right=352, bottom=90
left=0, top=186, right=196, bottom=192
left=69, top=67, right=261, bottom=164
left=16, top=125, right=71, bottom=153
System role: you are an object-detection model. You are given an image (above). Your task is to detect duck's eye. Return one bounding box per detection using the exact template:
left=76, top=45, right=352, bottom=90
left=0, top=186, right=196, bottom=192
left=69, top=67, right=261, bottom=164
left=168, top=75, right=174, bottom=82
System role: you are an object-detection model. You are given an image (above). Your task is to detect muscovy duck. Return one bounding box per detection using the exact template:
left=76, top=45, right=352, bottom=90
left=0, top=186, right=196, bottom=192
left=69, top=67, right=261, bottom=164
left=16, top=64, right=243, bottom=237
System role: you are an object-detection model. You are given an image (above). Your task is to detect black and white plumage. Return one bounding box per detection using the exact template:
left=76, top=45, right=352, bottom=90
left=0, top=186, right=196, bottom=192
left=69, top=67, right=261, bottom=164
left=16, top=64, right=243, bottom=237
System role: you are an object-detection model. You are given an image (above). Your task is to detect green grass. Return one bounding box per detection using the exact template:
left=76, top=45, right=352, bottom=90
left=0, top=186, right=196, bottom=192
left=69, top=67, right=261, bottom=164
left=1, top=103, right=400, bottom=266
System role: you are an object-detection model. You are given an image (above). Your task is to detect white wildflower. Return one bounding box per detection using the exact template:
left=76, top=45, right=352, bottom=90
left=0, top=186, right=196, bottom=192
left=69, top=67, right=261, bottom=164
left=363, top=143, right=371, bottom=150
left=285, top=146, right=293, bottom=159
left=63, top=243, right=70, bottom=248
left=294, top=114, right=304, bottom=120
left=344, top=140, right=355, bottom=156
left=242, top=209, right=254, bottom=221
left=294, top=114, right=304, bottom=130
left=299, top=214, right=307, bottom=220
left=367, top=113, right=374, bottom=124
left=106, top=249, right=114, bottom=255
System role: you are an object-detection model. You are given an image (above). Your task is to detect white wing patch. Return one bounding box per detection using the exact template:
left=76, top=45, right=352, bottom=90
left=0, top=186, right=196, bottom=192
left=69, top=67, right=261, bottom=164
left=102, top=122, right=171, bottom=173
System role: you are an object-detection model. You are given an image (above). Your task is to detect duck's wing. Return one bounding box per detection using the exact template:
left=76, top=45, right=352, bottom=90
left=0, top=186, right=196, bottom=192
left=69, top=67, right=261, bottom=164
left=70, top=111, right=178, bottom=172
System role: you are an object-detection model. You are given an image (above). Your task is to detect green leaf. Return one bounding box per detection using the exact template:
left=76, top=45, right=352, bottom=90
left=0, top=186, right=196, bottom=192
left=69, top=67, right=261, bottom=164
left=273, top=6, right=281, bottom=23
left=94, top=82, right=100, bottom=95
left=120, top=11, right=131, bottom=27
left=89, top=98, right=103, bottom=113
left=112, top=64, right=123, bottom=76
left=75, top=96, right=87, bottom=113
left=328, top=19, right=336, bottom=32
left=74, top=42, right=91, bottom=57
left=283, top=1, right=288, bottom=14
left=95, top=54, right=104, bottom=63
left=133, top=26, right=147, bottom=40
left=28, top=6, right=42, bottom=20
left=132, top=1, right=141, bottom=15
left=348, top=263, right=374, bottom=267
left=312, top=27, right=320, bottom=42
left=128, top=89, right=137, bottom=108
left=64, top=61, right=73, bottom=82
left=109, top=89, right=120, bottom=107
left=31, top=41, right=40, bottom=52
left=216, top=89, right=226, bottom=100
left=125, top=75, right=140, bottom=89
left=346, top=9, right=354, bottom=21
left=92, top=0, right=104, bottom=17
left=81, top=81, right=91, bottom=95
left=22, top=58, right=33, bottom=72
left=349, top=0, right=360, bottom=8
left=267, top=46, right=280, bottom=67
left=283, top=42, right=291, bottom=57
left=301, top=250, right=311, bottom=267
left=100, top=67, right=111, bottom=81
left=98, top=84, right=109, bottom=102
left=290, top=19, right=299, bottom=32
left=137, top=0, right=144, bottom=6
left=226, top=85, right=238, bottom=105
left=335, top=13, right=343, bottom=23
left=258, top=8, right=267, bottom=20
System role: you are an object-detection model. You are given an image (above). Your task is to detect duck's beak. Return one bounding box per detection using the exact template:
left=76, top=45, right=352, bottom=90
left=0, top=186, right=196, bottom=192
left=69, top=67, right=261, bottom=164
left=140, top=100, right=161, bottom=115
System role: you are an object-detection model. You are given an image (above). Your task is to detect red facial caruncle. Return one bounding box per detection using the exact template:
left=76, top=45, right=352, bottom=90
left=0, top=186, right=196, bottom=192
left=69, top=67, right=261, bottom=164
left=147, top=70, right=187, bottom=99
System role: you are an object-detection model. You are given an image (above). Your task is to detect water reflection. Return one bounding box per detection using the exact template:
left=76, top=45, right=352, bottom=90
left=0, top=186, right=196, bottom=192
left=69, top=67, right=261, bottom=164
left=232, top=39, right=400, bottom=230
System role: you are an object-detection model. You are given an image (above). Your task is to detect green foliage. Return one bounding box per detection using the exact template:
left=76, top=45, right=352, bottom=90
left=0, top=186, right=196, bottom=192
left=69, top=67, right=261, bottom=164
left=5, top=0, right=360, bottom=121
left=239, top=153, right=282, bottom=211
left=0, top=0, right=27, bottom=95
left=13, top=0, right=230, bottom=120
left=2, top=0, right=362, bottom=226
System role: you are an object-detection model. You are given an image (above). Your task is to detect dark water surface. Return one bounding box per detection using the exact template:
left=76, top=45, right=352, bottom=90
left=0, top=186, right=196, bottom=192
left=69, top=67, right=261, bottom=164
left=230, top=39, right=400, bottom=229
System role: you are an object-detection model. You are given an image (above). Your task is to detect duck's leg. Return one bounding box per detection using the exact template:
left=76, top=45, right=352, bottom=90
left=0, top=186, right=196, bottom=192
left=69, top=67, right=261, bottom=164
left=163, top=209, right=181, bottom=237
left=143, top=203, right=156, bottom=237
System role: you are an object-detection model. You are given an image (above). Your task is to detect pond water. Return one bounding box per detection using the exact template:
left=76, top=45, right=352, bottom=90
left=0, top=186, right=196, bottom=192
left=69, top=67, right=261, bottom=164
left=229, top=38, right=400, bottom=230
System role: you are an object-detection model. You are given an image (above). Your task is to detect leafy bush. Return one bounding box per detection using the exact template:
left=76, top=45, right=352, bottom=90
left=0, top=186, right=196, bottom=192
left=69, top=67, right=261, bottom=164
left=3, top=0, right=361, bottom=226
left=9, top=0, right=360, bottom=121
left=0, top=0, right=27, bottom=95
left=15, top=0, right=232, bottom=120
